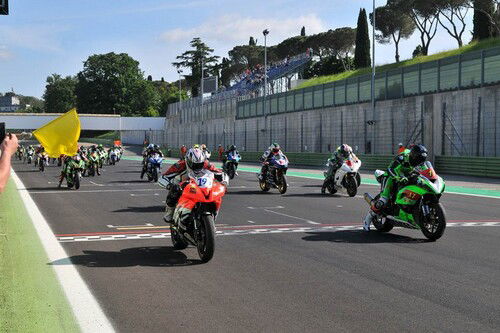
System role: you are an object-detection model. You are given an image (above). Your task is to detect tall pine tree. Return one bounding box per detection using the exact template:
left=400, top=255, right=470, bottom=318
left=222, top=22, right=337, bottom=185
left=301, top=26, right=306, bottom=36
left=473, top=0, right=495, bottom=40
left=354, top=8, right=371, bottom=69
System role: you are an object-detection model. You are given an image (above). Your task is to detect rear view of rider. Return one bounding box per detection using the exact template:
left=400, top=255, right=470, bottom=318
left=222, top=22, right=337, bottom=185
left=363, top=144, right=429, bottom=231
left=259, top=142, right=282, bottom=181
left=322, top=144, right=357, bottom=194
left=162, top=147, right=224, bottom=228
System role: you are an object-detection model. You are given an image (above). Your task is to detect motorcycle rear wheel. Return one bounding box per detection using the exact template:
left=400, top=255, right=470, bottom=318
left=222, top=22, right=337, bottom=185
left=197, top=215, right=215, bottom=263
left=417, top=203, right=446, bottom=241
left=259, top=180, right=270, bottom=192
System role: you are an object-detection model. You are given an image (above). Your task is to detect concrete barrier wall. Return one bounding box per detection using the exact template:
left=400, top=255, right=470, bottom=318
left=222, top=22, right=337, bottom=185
left=121, top=130, right=164, bottom=145
left=0, top=113, right=165, bottom=131
left=165, top=85, right=500, bottom=160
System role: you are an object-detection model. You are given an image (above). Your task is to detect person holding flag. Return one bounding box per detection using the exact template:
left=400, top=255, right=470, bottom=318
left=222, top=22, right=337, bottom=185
left=0, top=134, right=19, bottom=193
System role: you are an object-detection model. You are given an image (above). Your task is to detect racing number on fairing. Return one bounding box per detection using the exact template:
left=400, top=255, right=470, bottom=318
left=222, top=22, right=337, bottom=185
left=197, top=177, right=207, bottom=187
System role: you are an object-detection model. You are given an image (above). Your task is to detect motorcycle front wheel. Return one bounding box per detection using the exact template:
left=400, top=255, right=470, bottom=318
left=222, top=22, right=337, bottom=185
left=417, top=203, right=446, bottom=241
left=170, top=224, right=188, bottom=250
left=196, top=215, right=215, bottom=263
left=277, top=172, right=288, bottom=194
left=74, top=172, right=81, bottom=190
left=345, top=177, right=357, bottom=197
left=259, top=179, right=270, bottom=192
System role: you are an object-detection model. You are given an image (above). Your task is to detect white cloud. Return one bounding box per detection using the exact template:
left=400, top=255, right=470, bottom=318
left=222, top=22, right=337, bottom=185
left=0, top=45, right=12, bottom=60
left=0, top=25, right=67, bottom=53
left=160, top=13, right=327, bottom=46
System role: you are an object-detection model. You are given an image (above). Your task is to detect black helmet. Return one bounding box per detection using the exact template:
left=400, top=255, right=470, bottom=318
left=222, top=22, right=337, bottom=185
left=409, top=144, right=428, bottom=167
left=271, top=142, right=280, bottom=153
left=229, top=145, right=236, bottom=151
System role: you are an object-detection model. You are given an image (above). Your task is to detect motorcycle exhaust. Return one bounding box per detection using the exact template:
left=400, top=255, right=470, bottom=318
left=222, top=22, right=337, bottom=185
left=363, top=193, right=374, bottom=205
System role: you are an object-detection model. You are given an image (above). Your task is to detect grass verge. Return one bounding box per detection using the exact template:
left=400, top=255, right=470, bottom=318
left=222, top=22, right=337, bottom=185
left=0, top=179, right=79, bottom=332
left=297, top=38, right=500, bottom=89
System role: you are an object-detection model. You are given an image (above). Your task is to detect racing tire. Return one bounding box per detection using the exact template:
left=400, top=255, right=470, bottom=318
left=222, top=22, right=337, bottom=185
left=153, top=168, right=159, bottom=182
left=356, top=173, right=362, bottom=187
left=39, top=162, right=45, bottom=172
left=373, top=216, right=394, bottom=232
left=417, top=203, right=446, bottom=241
left=345, top=177, right=358, bottom=197
left=277, top=173, right=288, bottom=195
left=74, top=172, right=81, bottom=190
left=170, top=224, right=188, bottom=250
left=259, top=180, right=270, bottom=192
left=227, top=167, right=235, bottom=180
left=196, top=215, right=215, bottom=263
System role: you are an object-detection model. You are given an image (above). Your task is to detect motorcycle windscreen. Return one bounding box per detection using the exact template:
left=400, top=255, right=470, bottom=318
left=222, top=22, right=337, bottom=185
left=415, top=161, right=438, bottom=181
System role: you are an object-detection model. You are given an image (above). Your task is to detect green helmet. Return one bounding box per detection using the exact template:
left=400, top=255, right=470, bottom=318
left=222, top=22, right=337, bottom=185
left=271, top=142, right=281, bottom=153
left=98, top=144, right=103, bottom=148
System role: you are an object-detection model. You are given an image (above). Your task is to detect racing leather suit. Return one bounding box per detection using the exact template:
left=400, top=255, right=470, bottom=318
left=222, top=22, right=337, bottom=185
left=162, top=160, right=223, bottom=226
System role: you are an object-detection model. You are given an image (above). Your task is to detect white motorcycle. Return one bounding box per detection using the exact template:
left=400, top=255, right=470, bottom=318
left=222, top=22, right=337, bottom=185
left=321, top=157, right=362, bottom=197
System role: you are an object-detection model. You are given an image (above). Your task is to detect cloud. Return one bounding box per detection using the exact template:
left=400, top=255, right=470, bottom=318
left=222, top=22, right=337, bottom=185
left=0, top=25, right=67, bottom=53
left=0, top=45, right=12, bottom=60
left=160, top=13, right=327, bottom=46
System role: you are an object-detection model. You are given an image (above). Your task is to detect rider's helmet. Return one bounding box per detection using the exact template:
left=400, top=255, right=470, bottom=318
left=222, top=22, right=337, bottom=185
left=409, top=144, right=428, bottom=167
left=201, top=144, right=207, bottom=150
left=229, top=145, right=236, bottom=151
left=339, top=144, right=352, bottom=158
left=154, top=144, right=160, bottom=150
left=147, top=143, right=154, bottom=150
left=185, top=148, right=206, bottom=172
left=193, top=144, right=200, bottom=149
left=271, top=143, right=281, bottom=154
left=98, top=144, right=103, bottom=148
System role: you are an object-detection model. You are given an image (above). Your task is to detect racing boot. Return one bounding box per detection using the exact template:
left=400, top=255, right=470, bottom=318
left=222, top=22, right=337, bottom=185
left=163, top=205, right=175, bottom=223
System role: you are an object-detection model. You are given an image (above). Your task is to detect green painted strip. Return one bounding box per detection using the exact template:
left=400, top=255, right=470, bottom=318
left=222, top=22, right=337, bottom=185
left=122, top=156, right=500, bottom=198
left=0, top=180, right=79, bottom=332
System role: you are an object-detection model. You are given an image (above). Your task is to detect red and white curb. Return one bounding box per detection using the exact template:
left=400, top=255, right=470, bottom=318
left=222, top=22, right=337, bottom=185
left=56, top=221, right=500, bottom=243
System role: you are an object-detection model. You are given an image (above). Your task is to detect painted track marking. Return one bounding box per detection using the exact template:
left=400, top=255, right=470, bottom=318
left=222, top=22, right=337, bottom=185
left=55, top=221, right=500, bottom=243
left=11, top=170, right=115, bottom=332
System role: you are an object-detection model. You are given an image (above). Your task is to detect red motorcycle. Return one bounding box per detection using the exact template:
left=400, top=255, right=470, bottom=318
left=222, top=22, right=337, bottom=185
left=160, top=170, right=228, bottom=263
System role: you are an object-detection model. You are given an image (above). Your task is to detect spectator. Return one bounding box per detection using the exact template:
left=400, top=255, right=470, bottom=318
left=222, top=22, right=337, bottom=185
left=180, top=145, right=187, bottom=158
left=218, top=145, right=225, bottom=161
left=0, top=134, right=19, bottom=193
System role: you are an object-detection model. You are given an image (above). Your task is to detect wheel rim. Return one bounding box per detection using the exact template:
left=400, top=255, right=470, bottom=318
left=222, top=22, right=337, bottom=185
left=423, top=206, right=442, bottom=235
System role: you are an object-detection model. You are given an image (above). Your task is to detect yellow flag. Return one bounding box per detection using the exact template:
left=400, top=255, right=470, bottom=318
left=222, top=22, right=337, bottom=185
left=33, top=109, right=81, bottom=158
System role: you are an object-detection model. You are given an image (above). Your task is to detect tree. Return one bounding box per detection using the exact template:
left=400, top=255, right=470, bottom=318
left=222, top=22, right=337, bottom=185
left=43, top=74, right=77, bottom=113
left=354, top=8, right=371, bottom=69
left=433, top=0, right=469, bottom=47
left=301, top=26, right=306, bottom=36
left=147, top=75, right=153, bottom=81
left=75, top=52, right=159, bottom=116
left=472, top=0, right=498, bottom=39
left=391, top=0, right=439, bottom=55
left=249, top=36, right=256, bottom=46
left=172, top=38, right=220, bottom=97
left=329, top=28, right=357, bottom=71
left=370, top=4, right=416, bottom=62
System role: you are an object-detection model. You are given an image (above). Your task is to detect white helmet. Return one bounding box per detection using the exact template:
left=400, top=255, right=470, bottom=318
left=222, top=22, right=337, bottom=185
left=185, top=148, right=206, bottom=172
left=147, top=144, right=154, bottom=150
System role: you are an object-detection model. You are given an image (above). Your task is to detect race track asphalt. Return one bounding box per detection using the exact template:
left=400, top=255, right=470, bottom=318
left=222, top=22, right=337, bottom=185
left=12, top=153, right=500, bottom=332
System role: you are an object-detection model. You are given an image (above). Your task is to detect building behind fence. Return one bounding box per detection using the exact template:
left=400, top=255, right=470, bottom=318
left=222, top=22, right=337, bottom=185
left=166, top=47, right=500, bottom=159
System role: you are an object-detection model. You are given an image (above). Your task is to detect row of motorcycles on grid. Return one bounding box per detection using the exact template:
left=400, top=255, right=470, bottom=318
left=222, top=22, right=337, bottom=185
left=156, top=146, right=446, bottom=263
left=15, top=144, right=123, bottom=190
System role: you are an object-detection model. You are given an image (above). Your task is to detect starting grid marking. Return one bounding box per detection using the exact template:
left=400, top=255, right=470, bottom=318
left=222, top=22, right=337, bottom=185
left=57, top=221, right=500, bottom=243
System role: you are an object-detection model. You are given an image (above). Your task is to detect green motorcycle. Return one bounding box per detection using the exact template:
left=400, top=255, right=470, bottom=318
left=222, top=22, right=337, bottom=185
left=364, top=161, right=446, bottom=241
left=87, top=151, right=101, bottom=176
left=59, top=157, right=85, bottom=190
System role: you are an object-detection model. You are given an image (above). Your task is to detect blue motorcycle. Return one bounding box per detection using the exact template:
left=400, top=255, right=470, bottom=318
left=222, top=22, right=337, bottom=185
left=146, top=153, right=163, bottom=182
left=259, top=153, right=289, bottom=194
left=223, top=151, right=241, bottom=179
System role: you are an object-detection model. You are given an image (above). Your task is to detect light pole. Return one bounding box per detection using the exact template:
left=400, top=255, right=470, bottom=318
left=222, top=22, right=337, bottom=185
left=263, top=29, right=270, bottom=146
left=371, top=0, right=376, bottom=154
left=177, top=69, right=183, bottom=111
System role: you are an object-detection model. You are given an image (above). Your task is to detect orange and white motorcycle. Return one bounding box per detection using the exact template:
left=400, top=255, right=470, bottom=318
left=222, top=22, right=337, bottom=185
left=159, top=170, right=228, bottom=263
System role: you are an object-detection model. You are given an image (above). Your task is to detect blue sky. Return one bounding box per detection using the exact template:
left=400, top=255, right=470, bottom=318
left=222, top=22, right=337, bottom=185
left=0, top=0, right=472, bottom=98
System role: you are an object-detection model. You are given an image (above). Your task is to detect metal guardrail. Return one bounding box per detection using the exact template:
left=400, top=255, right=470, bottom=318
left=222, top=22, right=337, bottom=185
left=435, top=156, right=500, bottom=178
left=236, top=47, right=500, bottom=119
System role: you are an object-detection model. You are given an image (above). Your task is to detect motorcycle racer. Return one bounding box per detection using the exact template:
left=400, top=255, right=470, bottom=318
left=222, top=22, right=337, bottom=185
left=259, top=142, right=284, bottom=181
left=162, top=147, right=225, bottom=228
left=141, top=144, right=163, bottom=179
left=321, top=144, right=357, bottom=193
left=363, top=144, right=429, bottom=231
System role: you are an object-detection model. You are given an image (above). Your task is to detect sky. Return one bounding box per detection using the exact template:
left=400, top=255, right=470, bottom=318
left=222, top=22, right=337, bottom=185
left=0, top=0, right=473, bottom=98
